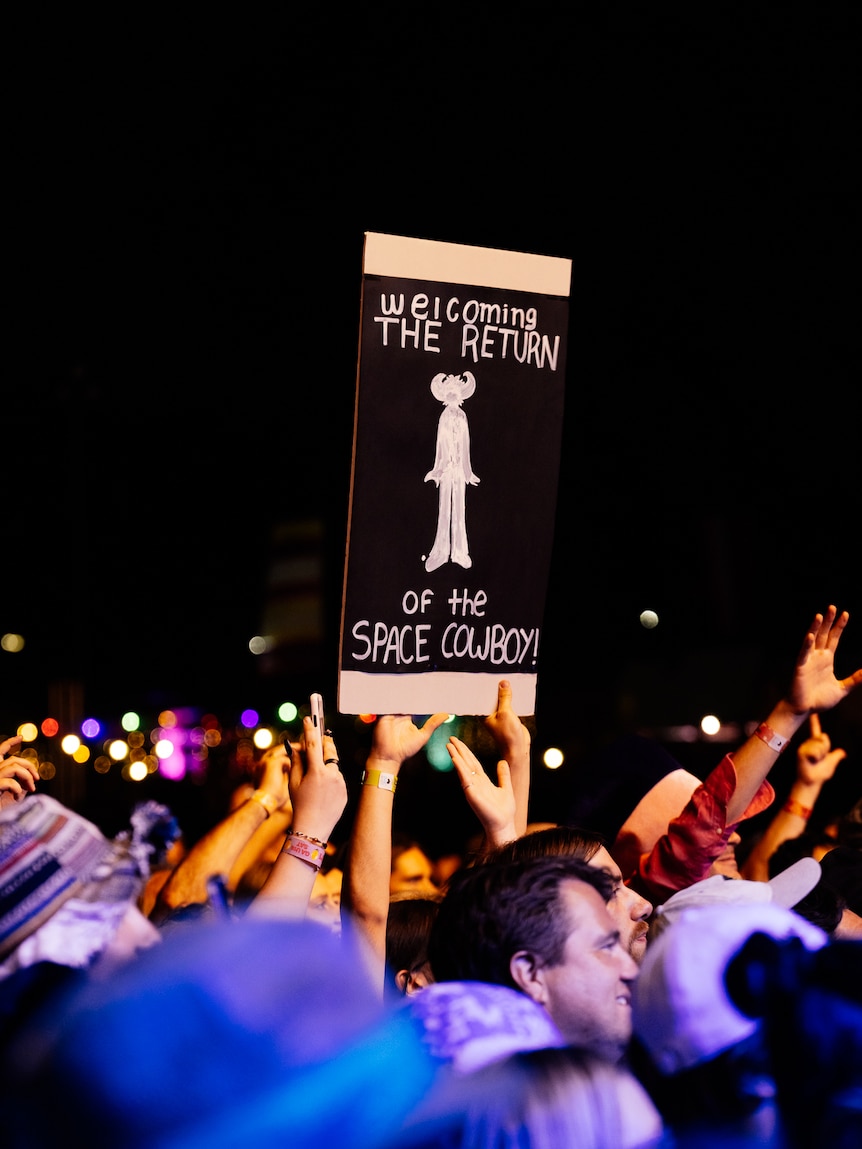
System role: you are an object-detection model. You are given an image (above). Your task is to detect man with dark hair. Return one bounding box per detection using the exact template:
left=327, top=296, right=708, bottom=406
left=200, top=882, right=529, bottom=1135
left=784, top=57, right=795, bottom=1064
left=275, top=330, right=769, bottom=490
left=426, top=854, right=640, bottom=1063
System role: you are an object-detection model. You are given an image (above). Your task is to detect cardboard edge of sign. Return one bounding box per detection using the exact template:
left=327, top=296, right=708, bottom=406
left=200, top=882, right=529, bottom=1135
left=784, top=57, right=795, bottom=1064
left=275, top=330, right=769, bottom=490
left=338, top=671, right=537, bottom=717
left=363, top=232, right=572, bottom=298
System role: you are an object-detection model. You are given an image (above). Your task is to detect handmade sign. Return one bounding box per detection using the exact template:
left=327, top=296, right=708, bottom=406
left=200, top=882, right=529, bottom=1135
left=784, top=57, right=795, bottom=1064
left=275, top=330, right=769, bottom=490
left=338, top=232, right=571, bottom=716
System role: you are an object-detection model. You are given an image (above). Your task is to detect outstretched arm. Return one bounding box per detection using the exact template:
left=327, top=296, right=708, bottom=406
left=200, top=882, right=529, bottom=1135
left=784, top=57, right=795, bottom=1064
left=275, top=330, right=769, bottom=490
left=344, top=712, right=448, bottom=998
left=248, top=717, right=348, bottom=918
left=227, top=745, right=295, bottom=895
left=151, top=742, right=292, bottom=923
left=633, top=606, right=862, bottom=900
left=484, top=679, right=531, bottom=837
left=741, top=713, right=849, bottom=881
left=727, top=605, right=862, bottom=824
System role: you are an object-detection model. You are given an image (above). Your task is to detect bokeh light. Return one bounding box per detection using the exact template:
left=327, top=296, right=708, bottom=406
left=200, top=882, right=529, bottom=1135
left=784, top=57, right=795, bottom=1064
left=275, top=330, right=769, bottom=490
left=701, top=714, right=721, bottom=736
left=81, top=718, right=101, bottom=739
left=425, top=723, right=455, bottom=771
left=542, top=746, right=564, bottom=769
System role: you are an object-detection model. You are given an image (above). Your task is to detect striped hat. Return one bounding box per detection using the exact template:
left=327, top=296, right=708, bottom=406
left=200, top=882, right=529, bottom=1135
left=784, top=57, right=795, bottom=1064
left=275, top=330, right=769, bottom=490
left=0, top=794, right=161, bottom=961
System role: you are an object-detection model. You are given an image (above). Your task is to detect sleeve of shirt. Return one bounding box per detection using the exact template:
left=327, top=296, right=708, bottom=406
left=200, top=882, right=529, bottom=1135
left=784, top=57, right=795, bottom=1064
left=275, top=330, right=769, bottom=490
left=631, top=753, right=775, bottom=903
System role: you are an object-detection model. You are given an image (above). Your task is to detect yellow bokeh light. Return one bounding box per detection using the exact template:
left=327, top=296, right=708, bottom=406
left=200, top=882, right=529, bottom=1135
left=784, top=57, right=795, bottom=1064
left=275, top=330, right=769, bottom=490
left=73, top=745, right=91, bottom=764
left=108, top=739, right=129, bottom=761
left=542, top=747, right=564, bottom=770
left=155, top=738, right=175, bottom=759
left=16, top=722, right=38, bottom=743
left=61, top=734, right=81, bottom=755
left=158, top=710, right=178, bottom=729
left=701, top=714, right=721, bottom=736
left=1, top=633, right=25, bottom=653
left=253, top=728, right=274, bottom=750
left=128, top=761, right=148, bottom=782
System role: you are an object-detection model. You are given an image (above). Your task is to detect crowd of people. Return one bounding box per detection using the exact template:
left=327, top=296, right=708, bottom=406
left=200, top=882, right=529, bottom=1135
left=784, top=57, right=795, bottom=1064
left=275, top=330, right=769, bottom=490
left=1, top=604, right=860, bottom=1147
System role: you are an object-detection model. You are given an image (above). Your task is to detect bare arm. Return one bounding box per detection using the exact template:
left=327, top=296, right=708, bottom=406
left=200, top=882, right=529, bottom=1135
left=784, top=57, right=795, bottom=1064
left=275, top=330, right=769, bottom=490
left=484, top=679, right=531, bottom=837
left=741, top=713, right=848, bottom=881
left=151, top=743, right=291, bottom=923
left=247, top=717, right=347, bottom=919
left=227, top=746, right=294, bottom=894
left=344, top=712, right=448, bottom=998
left=727, top=605, right=861, bottom=825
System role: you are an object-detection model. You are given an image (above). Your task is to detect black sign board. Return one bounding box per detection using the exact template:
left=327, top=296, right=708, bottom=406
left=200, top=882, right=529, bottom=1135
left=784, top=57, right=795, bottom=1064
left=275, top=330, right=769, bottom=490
left=338, top=233, right=571, bottom=716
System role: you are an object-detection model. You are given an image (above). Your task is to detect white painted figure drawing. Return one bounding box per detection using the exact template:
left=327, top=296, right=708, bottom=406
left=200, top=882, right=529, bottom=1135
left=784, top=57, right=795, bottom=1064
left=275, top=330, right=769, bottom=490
left=424, top=371, right=480, bottom=572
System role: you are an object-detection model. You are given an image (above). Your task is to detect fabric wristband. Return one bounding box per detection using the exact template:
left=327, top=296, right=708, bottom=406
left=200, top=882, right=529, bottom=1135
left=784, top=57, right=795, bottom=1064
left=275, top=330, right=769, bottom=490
left=361, top=768, right=397, bottom=793
left=283, top=834, right=325, bottom=869
left=782, top=798, right=813, bottom=820
left=249, top=789, right=280, bottom=817
left=755, top=723, right=790, bottom=753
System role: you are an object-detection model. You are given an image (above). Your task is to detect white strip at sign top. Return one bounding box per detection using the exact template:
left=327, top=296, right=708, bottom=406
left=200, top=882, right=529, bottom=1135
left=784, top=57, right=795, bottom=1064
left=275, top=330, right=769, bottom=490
left=363, top=232, right=572, bottom=297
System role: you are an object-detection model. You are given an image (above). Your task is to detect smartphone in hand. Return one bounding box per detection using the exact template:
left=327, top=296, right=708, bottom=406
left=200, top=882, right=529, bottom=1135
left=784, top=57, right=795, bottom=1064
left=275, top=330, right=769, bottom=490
left=309, top=693, right=325, bottom=739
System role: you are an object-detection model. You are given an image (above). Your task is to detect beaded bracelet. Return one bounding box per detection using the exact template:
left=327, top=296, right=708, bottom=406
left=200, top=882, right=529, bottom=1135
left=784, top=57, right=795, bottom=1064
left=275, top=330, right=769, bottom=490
left=282, top=834, right=326, bottom=870
left=290, top=829, right=328, bottom=849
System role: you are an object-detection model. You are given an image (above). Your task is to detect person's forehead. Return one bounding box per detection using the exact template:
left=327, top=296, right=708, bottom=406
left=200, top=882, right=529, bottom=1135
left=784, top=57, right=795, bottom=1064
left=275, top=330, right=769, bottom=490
left=558, top=878, right=616, bottom=937
left=394, top=847, right=432, bottom=873
left=588, top=846, right=622, bottom=883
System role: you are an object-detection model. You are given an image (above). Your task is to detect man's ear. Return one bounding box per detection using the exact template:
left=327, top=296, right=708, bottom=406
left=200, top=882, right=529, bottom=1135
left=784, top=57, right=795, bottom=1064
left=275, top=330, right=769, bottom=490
left=510, top=950, right=547, bottom=1005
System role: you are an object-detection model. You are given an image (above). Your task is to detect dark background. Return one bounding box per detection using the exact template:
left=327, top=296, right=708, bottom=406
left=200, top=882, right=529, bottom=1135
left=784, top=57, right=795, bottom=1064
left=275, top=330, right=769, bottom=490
left=5, top=9, right=860, bottom=848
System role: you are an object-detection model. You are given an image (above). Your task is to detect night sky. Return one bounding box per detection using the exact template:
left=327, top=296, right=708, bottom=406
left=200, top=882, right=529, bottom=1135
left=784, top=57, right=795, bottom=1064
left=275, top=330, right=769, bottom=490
left=6, top=10, right=861, bottom=842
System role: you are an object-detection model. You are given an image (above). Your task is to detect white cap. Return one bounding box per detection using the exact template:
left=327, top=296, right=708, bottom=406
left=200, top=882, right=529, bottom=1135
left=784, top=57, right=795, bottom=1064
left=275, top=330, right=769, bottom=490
left=633, top=901, right=827, bottom=1074
left=653, top=857, right=822, bottom=928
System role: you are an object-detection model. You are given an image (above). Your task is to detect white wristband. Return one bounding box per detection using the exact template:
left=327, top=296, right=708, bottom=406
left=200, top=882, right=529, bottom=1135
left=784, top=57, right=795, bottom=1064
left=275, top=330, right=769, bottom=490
left=755, top=723, right=790, bottom=753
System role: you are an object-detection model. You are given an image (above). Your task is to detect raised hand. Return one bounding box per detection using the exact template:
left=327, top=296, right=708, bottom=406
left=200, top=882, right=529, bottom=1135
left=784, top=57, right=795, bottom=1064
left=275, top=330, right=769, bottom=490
left=447, top=735, right=517, bottom=848
left=0, top=736, right=39, bottom=807
left=484, top=679, right=530, bottom=837
left=369, top=712, right=450, bottom=771
left=795, top=713, right=847, bottom=787
left=288, top=717, right=348, bottom=842
left=789, top=606, right=862, bottom=714
left=255, top=741, right=293, bottom=813
left=485, top=679, right=530, bottom=757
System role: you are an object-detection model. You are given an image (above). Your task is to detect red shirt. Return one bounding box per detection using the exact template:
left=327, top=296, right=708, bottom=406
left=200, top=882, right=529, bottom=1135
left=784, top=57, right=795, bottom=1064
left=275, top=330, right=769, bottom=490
left=628, top=753, right=775, bottom=903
